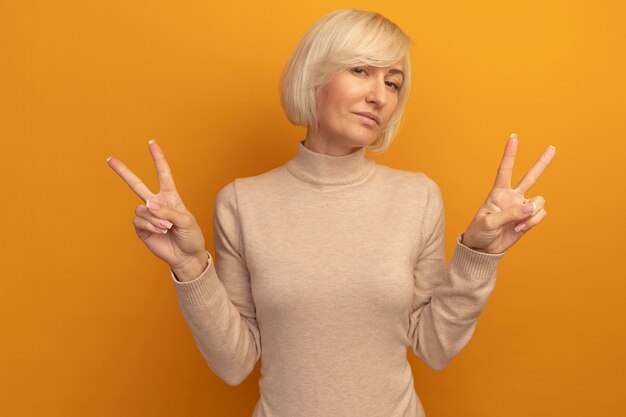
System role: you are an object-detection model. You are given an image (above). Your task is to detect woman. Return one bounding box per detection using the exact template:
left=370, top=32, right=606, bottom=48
left=107, top=9, right=555, bottom=417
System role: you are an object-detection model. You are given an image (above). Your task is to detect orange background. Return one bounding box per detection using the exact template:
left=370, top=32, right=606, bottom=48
left=1, top=1, right=624, bottom=416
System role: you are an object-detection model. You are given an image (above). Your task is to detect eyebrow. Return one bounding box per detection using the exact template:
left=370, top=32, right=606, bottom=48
left=388, top=69, right=404, bottom=79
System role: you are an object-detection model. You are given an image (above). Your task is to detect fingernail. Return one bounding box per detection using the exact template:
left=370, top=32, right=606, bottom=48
left=510, top=133, right=518, bottom=139
left=521, top=202, right=535, bottom=214
left=106, top=156, right=112, bottom=162
left=160, top=220, right=173, bottom=229
left=549, top=145, right=556, bottom=150
left=149, top=139, right=156, bottom=145
left=147, top=200, right=160, bottom=210
left=514, top=223, right=527, bottom=233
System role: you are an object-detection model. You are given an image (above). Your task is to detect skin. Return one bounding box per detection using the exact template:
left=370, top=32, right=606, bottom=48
left=107, top=63, right=556, bottom=281
left=304, top=62, right=404, bottom=156
left=107, top=142, right=207, bottom=281
left=461, top=134, right=556, bottom=253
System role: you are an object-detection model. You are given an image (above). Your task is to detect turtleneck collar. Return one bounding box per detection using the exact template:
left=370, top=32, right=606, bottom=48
left=286, top=140, right=375, bottom=186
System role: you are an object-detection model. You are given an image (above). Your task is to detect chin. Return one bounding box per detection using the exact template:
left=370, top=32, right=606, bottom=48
left=342, top=130, right=379, bottom=145
left=354, top=134, right=380, bottom=147
left=341, top=138, right=373, bottom=150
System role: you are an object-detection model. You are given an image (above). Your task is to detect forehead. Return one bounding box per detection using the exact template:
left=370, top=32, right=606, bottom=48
left=383, top=60, right=404, bottom=76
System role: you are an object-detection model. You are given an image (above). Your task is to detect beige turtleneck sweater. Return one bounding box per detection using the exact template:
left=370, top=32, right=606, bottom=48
left=171, top=140, right=505, bottom=417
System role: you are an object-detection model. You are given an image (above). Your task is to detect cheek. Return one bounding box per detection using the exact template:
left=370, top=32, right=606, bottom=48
left=317, top=88, right=345, bottom=123
left=383, top=97, right=400, bottom=124
left=318, top=78, right=359, bottom=109
left=316, top=87, right=332, bottom=119
left=316, top=98, right=337, bottom=125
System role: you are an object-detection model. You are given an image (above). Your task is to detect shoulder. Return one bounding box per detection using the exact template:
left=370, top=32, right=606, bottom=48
left=373, top=165, right=446, bottom=234
left=215, top=165, right=287, bottom=206
left=373, top=163, right=442, bottom=197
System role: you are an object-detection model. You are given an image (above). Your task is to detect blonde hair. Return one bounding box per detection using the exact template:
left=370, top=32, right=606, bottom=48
left=281, top=9, right=412, bottom=153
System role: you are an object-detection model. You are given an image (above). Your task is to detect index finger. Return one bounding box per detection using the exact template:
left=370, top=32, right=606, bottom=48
left=493, top=133, right=519, bottom=189
left=514, top=145, right=556, bottom=193
left=107, top=156, right=154, bottom=203
left=148, top=140, right=177, bottom=192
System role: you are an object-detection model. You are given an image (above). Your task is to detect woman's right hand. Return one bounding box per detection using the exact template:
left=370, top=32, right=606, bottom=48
left=107, top=140, right=208, bottom=281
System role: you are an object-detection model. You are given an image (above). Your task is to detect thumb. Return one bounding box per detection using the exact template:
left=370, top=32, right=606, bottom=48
left=146, top=199, right=194, bottom=229
left=490, top=202, right=536, bottom=229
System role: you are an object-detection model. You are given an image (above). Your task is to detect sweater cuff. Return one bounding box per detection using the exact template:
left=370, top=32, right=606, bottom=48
left=451, top=233, right=505, bottom=280
left=170, top=252, right=224, bottom=306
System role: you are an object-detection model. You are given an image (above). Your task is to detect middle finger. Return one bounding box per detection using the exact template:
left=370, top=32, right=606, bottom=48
left=514, top=145, right=556, bottom=193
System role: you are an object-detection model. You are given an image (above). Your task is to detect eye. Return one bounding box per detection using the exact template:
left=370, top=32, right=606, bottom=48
left=350, top=67, right=367, bottom=75
left=385, top=81, right=401, bottom=91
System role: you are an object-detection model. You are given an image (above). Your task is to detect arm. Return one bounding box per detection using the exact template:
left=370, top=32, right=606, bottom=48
left=408, top=134, right=556, bottom=370
left=408, top=178, right=504, bottom=370
left=107, top=141, right=260, bottom=386
left=171, top=181, right=261, bottom=386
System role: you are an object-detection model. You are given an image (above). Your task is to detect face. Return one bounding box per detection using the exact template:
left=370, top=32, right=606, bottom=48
left=306, top=60, right=404, bottom=155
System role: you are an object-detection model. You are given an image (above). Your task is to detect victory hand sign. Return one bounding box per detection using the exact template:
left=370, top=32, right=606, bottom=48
left=107, top=140, right=208, bottom=281
left=461, top=133, right=556, bottom=254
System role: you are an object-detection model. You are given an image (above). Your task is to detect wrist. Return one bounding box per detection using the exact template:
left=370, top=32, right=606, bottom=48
left=460, top=232, right=486, bottom=253
left=171, top=252, right=209, bottom=282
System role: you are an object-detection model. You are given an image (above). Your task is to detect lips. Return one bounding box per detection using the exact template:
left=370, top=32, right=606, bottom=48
left=355, top=112, right=380, bottom=125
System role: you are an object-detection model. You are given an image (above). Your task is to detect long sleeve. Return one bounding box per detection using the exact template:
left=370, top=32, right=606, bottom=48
left=162, top=140, right=511, bottom=416
left=408, top=178, right=505, bottom=370
left=170, top=181, right=261, bottom=386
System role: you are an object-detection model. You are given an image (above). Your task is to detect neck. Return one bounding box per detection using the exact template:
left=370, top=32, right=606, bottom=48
left=303, top=130, right=363, bottom=156
left=286, top=140, right=374, bottom=187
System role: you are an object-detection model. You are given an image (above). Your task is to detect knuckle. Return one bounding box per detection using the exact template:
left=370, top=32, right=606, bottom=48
left=133, top=220, right=145, bottom=232
left=179, top=214, right=192, bottom=228
left=484, top=215, right=497, bottom=230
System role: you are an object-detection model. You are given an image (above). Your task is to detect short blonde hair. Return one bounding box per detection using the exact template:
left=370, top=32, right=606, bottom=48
left=281, top=9, right=412, bottom=153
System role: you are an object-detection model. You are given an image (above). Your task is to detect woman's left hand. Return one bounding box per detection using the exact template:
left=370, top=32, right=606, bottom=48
left=461, top=133, right=556, bottom=254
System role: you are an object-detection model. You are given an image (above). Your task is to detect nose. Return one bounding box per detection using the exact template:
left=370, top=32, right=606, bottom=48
left=366, top=76, right=388, bottom=108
